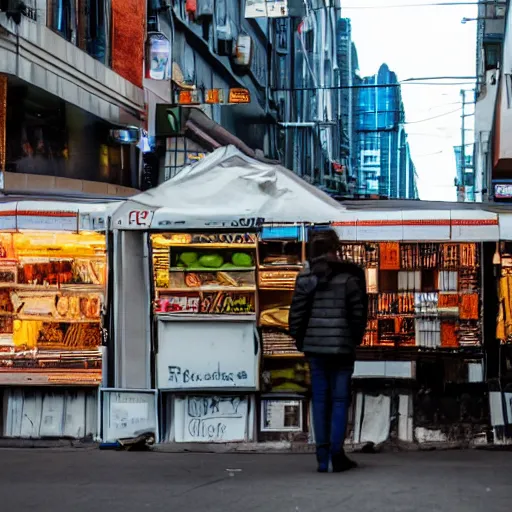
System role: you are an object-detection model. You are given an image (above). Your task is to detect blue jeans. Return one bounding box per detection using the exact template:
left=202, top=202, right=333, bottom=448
left=309, top=356, right=353, bottom=468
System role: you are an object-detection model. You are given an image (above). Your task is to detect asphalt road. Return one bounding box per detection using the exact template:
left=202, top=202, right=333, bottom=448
left=0, top=449, right=510, bottom=512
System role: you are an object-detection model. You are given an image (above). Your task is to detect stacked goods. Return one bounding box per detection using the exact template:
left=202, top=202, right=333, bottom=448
left=153, top=247, right=170, bottom=288
left=258, top=270, right=298, bottom=289
left=262, top=330, right=297, bottom=355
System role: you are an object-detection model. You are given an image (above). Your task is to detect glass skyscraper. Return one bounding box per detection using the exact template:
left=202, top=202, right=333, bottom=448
left=354, top=63, right=418, bottom=199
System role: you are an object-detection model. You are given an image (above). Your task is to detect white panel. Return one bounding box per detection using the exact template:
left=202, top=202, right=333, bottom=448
left=39, top=393, right=65, bottom=437
left=450, top=211, right=499, bottom=241
left=468, top=363, right=484, bottom=383
left=438, top=271, right=458, bottom=291
left=86, top=391, right=98, bottom=437
left=101, top=389, right=157, bottom=442
left=489, top=391, right=505, bottom=427
left=360, top=395, right=391, bottom=444
left=398, top=394, right=413, bottom=442
left=5, top=389, right=24, bottom=437
left=352, top=392, right=364, bottom=444
left=332, top=214, right=357, bottom=241
left=353, top=361, right=386, bottom=378
left=505, top=393, right=512, bottom=425
left=173, top=395, right=249, bottom=443
left=402, top=210, right=451, bottom=241
left=385, top=361, right=415, bottom=379
left=157, top=320, right=258, bottom=390
left=20, top=391, right=43, bottom=438
left=115, top=231, right=152, bottom=389
left=63, top=392, right=87, bottom=438
left=499, top=213, right=512, bottom=240
left=355, top=211, right=403, bottom=241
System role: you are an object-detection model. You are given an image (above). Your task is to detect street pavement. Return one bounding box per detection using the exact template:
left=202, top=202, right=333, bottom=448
left=0, top=448, right=510, bottom=512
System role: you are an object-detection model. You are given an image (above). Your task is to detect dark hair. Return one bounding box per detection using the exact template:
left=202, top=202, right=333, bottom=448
left=309, top=229, right=339, bottom=259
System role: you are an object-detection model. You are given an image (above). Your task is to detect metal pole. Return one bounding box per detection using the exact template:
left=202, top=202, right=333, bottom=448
left=0, top=74, right=7, bottom=191
left=461, top=89, right=466, bottom=202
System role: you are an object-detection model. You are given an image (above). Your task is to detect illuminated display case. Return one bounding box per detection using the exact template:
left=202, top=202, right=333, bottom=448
left=339, top=241, right=482, bottom=349
left=151, top=232, right=257, bottom=316
left=0, top=232, right=106, bottom=385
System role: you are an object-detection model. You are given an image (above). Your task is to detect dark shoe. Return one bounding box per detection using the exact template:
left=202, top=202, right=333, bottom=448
left=317, top=463, right=329, bottom=473
left=332, top=453, right=358, bottom=473
left=316, top=444, right=329, bottom=473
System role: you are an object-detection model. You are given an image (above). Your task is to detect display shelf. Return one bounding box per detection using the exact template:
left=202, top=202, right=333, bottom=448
left=156, top=286, right=256, bottom=293
left=169, top=266, right=256, bottom=272
left=155, top=313, right=257, bottom=322
left=163, top=243, right=257, bottom=249
left=0, top=283, right=104, bottom=291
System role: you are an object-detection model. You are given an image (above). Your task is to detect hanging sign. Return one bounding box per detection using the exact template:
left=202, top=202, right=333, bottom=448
left=146, top=33, right=171, bottom=80
left=228, top=88, right=251, bottom=104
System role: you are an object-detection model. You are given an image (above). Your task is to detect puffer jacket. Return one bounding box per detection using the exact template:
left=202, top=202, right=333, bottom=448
left=288, top=256, right=368, bottom=356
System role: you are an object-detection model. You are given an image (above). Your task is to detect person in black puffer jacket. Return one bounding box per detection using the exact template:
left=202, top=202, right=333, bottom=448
left=289, top=229, right=368, bottom=473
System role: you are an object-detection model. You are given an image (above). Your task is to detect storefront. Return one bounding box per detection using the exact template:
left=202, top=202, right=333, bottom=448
left=109, top=146, right=345, bottom=443
left=329, top=208, right=498, bottom=447
left=257, top=223, right=311, bottom=440
left=0, top=200, right=112, bottom=438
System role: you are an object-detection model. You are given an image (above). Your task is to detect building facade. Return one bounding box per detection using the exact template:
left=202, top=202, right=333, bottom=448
left=474, top=0, right=505, bottom=202
left=268, top=1, right=347, bottom=195
left=144, top=0, right=274, bottom=187
left=354, top=63, right=417, bottom=199
left=0, top=1, right=146, bottom=196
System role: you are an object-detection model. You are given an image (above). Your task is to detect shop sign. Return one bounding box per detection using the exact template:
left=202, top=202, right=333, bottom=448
left=101, top=389, right=158, bottom=443
left=116, top=209, right=154, bottom=229
left=146, top=32, right=171, bottom=80
left=261, top=399, right=302, bottom=432
left=233, top=34, right=252, bottom=68
left=229, top=88, right=251, bottom=104
left=156, top=320, right=258, bottom=390
left=16, top=211, right=79, bottom=232
left=495, top=183, right=512, bottom=199
left=175, top=395, right=249, bottom=442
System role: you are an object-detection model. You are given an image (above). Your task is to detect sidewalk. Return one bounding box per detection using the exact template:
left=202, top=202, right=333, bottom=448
left=0, top=449, right=510, bottom=512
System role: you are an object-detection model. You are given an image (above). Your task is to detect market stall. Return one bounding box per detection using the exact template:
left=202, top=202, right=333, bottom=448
left=257, top=223, right=310, bottom=439
left=329, top=206, right=498, bottom=446
left=110, top=145, right=345, bottom=443
left=0, top=200, right=115, bottom=438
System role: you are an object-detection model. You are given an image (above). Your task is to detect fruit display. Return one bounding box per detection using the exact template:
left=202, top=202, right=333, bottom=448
left=173, top=250, right=254, bottom=270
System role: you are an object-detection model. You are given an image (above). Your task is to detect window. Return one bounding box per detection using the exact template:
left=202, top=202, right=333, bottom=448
left=484, top=43, right=500, bottom=71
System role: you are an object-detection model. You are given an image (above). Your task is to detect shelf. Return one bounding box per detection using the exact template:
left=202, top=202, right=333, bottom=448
left=17, top=317, right=101, bottom=323
left=155, top=313, right=257, bottom=322
left=156, top=286, right=256, bottom=293
left=264, top=353, right=304, bottom=359
left=0, top=283, right=104, bottom=291
left=169, top=267, right=256, bottom=272
left=161, top=243, right=257, bottom=249
left=259, top=287, right=295, bottom=291
left=259, top=265, right=303, bottom=270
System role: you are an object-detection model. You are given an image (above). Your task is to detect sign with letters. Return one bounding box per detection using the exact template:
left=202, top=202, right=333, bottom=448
left=173, top=395, right=249, bottom=442
left=156, top=320, right=258, bottom=390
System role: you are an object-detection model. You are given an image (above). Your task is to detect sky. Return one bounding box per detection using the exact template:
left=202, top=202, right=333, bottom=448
left=343, top=0, right=477, bottom=201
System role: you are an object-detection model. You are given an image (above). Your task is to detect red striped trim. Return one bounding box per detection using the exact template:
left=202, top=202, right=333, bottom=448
left=332, top=219, right=498, bottom=227
left=0, top=211, right=16, bottom=217
left=16, top=211, right=77, bottom=218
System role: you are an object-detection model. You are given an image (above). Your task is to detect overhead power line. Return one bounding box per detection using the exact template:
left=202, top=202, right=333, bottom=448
left=406, top=108, right=463, bottom=124
left=342, top=2, right=500, bottom=9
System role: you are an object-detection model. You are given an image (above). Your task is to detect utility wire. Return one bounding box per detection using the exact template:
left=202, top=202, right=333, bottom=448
left=272, top=82, right=475, bottom=92
left=405, top=108, right=462, bottom=124
left=342, top=2, right=499, bottom=9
